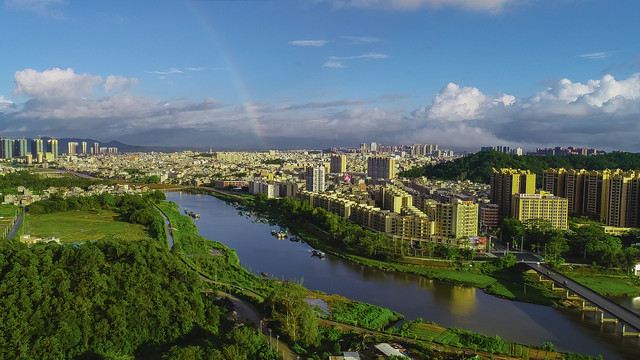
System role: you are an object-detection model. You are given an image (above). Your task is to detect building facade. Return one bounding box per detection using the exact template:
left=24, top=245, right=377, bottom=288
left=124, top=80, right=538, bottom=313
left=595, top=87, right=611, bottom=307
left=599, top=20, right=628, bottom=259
left=490, top=168, right=536, bottom=220
left=367, top=156, right=394, bottom=179
left=305, top=166, right=325, bottom=193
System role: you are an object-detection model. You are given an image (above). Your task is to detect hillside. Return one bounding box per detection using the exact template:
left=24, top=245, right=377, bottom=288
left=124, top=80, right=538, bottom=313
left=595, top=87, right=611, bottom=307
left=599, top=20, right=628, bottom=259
left=400, top=151, right=640, bottom=184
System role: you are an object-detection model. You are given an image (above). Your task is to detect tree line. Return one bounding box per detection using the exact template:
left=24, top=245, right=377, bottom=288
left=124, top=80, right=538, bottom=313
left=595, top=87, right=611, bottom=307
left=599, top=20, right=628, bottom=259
left=499, top=218, right=640, bottom=270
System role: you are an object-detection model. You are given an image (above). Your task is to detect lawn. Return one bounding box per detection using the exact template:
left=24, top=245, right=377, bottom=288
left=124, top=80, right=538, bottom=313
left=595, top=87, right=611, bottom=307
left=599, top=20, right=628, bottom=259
left=21, top=210, right=150, bottom=243
left=569, top=275, right=640, bottom=296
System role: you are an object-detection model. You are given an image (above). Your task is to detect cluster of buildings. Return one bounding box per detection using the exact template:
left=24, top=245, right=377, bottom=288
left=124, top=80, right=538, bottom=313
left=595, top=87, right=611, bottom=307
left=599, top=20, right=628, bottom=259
left=534, top=146, right=608, bottom=156
left=331, top=142, right=455, bottom=158
left=2, top=184, right=149, bottom=207
left=299, top=184, right=482, bottom=248
left=543, top=168, right=640, bottom=229
left=0, top=137, right=116, bottom=164
left=480, top=145, right=615, bottom=156
left=489, top=167, right=640, bottom=234
left=480, top=146, right=524, bottom=156
left=490, top=169, right=569, bottom=229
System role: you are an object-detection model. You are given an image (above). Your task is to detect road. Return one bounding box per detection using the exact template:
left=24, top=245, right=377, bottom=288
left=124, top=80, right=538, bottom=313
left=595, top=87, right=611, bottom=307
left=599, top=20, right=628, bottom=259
left=6, top=212, right=24, bottom=240
left=527, top=262, right=640, bottom=332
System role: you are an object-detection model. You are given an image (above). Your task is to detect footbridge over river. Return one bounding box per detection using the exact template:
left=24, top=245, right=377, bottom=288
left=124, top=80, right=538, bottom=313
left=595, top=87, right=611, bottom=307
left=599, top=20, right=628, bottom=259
left=527, top=263, right=640, bottom=336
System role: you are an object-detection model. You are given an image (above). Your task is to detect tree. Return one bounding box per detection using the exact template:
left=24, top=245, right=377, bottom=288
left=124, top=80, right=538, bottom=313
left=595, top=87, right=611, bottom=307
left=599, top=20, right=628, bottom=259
left=266, top=283, right=319, bottom=347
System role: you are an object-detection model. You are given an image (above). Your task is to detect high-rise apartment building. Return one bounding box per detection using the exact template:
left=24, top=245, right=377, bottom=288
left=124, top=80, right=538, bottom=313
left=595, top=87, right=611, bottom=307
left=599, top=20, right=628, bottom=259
left=423, top=199, right=479, bottom=241
left=13, top=139, right=27, bottom=157
left=543, top=168, right=640, bottom=228
left=490, top=168, right=536, bottom=220
left=47, top=139, right=58, bottom=159
left=82, top=141, right=87, bottom=154
left=93, top=142, right=100, bottom=155
left=367, top=156, right=394, bottom=179
left=370, top=142, right=377, bottom=153
left=329, top=155, right=346, bottom=174
left=511, top=192, right=569, bottom=230
left=68, top=142, right=78, bottom=155
left=0, top=138, right=13, bottom=159
left=305, top=166, right=325, bottom=193
left=31, top=139, right=44, bottom=159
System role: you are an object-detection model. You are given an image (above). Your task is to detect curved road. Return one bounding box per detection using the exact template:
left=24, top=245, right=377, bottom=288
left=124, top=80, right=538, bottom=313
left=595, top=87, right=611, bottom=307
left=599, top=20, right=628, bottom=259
left=528, top=263, right=640, bottom=332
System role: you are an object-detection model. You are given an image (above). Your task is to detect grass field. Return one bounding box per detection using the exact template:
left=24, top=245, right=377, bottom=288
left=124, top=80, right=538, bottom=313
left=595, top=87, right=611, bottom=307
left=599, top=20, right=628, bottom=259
left=0, top=204, right=19, bottom=235
left=569, top=275, right=640, bottom=296
left=21, top=210, right=150, bottom=243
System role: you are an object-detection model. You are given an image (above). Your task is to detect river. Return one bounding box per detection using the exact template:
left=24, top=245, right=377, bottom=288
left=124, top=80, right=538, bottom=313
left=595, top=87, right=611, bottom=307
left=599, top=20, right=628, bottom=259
left=166, top=192, right=640, bottom=360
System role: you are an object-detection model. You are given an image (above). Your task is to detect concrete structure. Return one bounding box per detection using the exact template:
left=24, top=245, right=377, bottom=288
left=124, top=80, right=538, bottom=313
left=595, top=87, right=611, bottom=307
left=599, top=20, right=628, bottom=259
left=479, top=203, right=499, bottom=229
left=82, top=141, right=87, bottom=154
left=305, top=166, right=325, bottom=193
left=490, top=168, right=536, bottom=220
left=511, top=192, right=569, bottom=229
left=68, top=141, right=78, bottom=155
left=367, top=156, right=394, bottom=179
left=0, top=138, right=13, bottom=159
left=423, top=199, right=479, bottom=243
left=31, top=138, right=44, bottom=159
left=544, top=168, right=640, bottom=228
left=47, top=139, right=58, bottom=159
left=93, top=142, right=100, bottom=155
left=330, top=154, right=346, bottom=174
left=13, top=139, right=27, bottom=157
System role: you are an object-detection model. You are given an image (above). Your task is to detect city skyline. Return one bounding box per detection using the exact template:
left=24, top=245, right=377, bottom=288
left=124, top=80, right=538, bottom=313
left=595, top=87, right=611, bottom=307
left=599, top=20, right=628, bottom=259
left=1, top=0, right=640, bottom=151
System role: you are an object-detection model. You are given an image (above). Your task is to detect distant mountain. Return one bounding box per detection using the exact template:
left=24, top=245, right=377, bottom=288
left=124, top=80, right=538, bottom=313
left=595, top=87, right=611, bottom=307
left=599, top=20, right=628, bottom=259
left=113, top=127, right=349, bottom=151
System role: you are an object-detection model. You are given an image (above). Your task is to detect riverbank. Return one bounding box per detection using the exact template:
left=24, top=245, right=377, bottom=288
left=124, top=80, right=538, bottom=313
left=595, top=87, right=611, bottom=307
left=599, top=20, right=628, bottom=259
left=160, top=194, right=597, bottom=360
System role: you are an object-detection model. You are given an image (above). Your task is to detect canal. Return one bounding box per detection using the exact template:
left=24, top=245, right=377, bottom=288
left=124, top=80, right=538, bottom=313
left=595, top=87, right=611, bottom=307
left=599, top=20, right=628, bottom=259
left=167, top=192, right=640, bottom=360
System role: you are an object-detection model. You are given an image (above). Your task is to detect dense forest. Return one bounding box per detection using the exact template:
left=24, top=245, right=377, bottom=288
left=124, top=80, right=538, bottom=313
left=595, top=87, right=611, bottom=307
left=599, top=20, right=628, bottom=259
left=400, top=150, right=640, bottom=184
left=0, top=171, right=106, bottom=193
left=0, top=239, right=213, bottom=359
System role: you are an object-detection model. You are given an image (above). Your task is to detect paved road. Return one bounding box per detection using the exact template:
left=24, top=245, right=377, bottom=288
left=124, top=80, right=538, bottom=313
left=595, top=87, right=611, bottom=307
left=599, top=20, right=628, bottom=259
left=6, top=212, right=24, bottom=240
left=527, top=263, right=640, bottom=332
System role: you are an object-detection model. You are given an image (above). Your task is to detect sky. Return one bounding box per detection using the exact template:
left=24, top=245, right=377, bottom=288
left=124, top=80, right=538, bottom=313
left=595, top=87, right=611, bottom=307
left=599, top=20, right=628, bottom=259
left=1, top=0, right=640, bottom=152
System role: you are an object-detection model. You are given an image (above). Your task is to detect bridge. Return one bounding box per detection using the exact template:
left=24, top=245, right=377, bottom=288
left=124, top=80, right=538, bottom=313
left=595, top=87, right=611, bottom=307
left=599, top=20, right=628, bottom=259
left=527, top=262, right=640, bottom=336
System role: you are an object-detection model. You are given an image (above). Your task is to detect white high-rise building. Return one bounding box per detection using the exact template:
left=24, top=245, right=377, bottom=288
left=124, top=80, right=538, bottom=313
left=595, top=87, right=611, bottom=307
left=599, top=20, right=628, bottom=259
left=305, top=166, right=325, bottom=193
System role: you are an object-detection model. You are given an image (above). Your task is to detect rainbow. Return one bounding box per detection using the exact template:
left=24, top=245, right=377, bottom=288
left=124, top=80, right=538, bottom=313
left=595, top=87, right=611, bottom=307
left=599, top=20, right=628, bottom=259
left=185, top=2, right=265, bottom=149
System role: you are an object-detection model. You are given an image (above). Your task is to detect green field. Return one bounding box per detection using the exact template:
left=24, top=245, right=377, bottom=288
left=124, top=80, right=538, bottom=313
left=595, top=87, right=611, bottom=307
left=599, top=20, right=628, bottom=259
left=21, top=210, right=150, bottom=243
left=569, top=275, right=640, bottom=296
left=0, top=204, right=19, bottom=235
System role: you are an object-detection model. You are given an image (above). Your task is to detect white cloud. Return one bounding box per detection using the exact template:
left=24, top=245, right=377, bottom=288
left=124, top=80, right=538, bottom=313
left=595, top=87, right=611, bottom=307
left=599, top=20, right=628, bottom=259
left=104, top=75, right=138, bottom=92
left=289, top=40, right=329, bottom=47
left=5, top=0, right=67, bottom=18
left=185, top=67, right=206, bottom=71
left=0, top=96, right=14, bottom=111
left=149, top=68, right=184, bottom=75
left=323, top=61, right=345, bottom=68
left=323, top=53, right=389, bottom=68
left=578, top=51, right=614, bottom=59
left=316, top=0, right=514, bottom=12
left=4, top=68, right=640, bottom=152
left=426, top=82, right=491, bottom=121
left=13, top=68, right=103, bottom=100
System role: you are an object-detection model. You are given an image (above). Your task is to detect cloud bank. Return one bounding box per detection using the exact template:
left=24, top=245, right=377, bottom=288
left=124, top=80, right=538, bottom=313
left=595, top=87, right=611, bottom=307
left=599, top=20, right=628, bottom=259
left=2, top=68, right=640, bottom=151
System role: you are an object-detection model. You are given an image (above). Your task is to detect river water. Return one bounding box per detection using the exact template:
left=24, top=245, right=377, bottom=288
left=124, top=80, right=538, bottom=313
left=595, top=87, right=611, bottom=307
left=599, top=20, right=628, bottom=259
left=166, top=192, right=640, bottom=360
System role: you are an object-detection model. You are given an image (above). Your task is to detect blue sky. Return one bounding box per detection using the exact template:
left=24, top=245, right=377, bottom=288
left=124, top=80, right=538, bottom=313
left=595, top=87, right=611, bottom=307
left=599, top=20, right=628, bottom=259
left=1, top=0, right=640, bottom=151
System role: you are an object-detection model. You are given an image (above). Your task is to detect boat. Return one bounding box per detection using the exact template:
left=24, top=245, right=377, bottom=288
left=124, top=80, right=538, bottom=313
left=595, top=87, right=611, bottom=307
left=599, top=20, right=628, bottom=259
left=311, top=249, right=325, bottom=258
